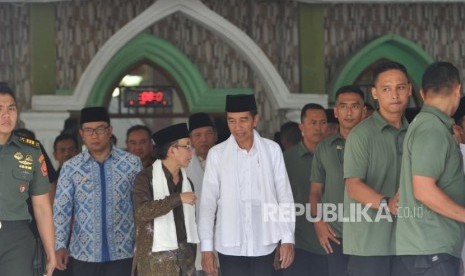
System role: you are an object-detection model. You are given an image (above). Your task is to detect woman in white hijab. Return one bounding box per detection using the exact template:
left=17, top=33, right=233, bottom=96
left=132, top=123, right=199, bottom=276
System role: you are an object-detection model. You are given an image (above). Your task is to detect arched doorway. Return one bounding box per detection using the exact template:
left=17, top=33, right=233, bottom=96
left=329, top=34, right=434, bottom=106
left=87, top=33, right=251, bottom=113
left=87, top=33, right=254, bottom=143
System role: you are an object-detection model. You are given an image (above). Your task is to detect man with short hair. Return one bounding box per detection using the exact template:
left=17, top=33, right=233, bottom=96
left=51, top=133, right=79, bottom=276
left=279, top=121, right=301, bottom=151
left=325, top=108, right=339, bottom=137
left=53, top=134, right=79, bottom=173
left=199, top=94, right=295, bottom=276
left=51, top=134, right=79, bottom=199
left=54, top=106, right=143, bottom=276
left=282, top=103, right=328, bottom=276
left=364, top=102, right=375, bottom=118
left=0, top=84, right=56, bottom=276
left=394, top=62, right=465, bottom=276
left=125, top=125, right=154, bottom=168
left=343, top=61, right=411, bottom=276
left=309, top=86, right=366, bottom=276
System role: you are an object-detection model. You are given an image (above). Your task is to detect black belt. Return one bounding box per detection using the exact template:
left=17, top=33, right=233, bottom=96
left=0, top=220, right=29, bottom=230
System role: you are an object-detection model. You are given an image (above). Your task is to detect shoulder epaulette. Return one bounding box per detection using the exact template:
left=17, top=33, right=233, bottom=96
left=18, top=136, right=40, bottom=148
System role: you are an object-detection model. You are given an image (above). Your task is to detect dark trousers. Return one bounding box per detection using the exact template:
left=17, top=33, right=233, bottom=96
left=282, top=248, right=328, bottom=276
left=73, top=258, right=132, bottom=276
left=0, top=221, right=35, bottom=276
left=346, top=255, right=393, bottom=276
left=392, top=254, right=461, bottom=276
left=327, top=239, right=349, bottom=276
left=217, top=251, right=274, bottom=276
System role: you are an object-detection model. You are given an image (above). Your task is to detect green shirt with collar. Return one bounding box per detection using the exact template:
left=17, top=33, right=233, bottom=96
left=0, top=134, right=50, bottom=221
left=397, top=105, right=465, bottom=258
left=284, top=141, right=325, bottom=255
left=343, top=111, right=408, bottom=256
left=310, top=133, right=346, bottom=238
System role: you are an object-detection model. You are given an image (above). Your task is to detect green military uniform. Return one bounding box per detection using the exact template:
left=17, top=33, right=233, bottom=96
left=310, top=133, right=345, bottom=238
left=397, top=105, right=465, bottom=258
left=283, top=141, right=325, bottom=255
left=0, top=134, right=49, bottom=221
left=343, top=111, right=408, bottom=256
left=0, top=134, right=50, bottom=276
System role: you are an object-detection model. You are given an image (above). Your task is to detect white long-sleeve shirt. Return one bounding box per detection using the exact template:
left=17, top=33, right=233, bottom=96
left=187, top=151, right=205, bottom=206
left=198, top=133, right=294, bottom=257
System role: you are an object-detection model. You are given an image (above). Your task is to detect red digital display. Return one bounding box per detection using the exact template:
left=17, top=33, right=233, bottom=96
left=123, top=86, right=173, bottom=108
left=138, top=91, right=165, bottom=105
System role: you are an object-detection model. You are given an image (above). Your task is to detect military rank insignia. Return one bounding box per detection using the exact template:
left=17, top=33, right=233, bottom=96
left=18, top=137, right=39, bottom=148
left=14, top=152, right=23, bottom=160
left=16, top=152, right=32, bottom=170
left=19, top=156, right=33, bottom=166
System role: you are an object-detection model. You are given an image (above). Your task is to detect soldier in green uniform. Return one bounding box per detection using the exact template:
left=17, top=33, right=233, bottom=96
left=343, top=61, right=411, bottom=276
left=309, top=85, right=366, bottom=276
left=0, top=83, right=56, bottom=276
left=282, top=103, right=328, bottom=276
left=394, top=62, right=465, bottom=276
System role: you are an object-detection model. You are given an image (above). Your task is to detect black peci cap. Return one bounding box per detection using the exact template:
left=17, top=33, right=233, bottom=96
left=80, top=106, right=110, bottom=125
left=188, top=113, right=214, bottom=133
left=225, top=94, right=257, bottom=112
left=151, top=123, right=189, bottom=147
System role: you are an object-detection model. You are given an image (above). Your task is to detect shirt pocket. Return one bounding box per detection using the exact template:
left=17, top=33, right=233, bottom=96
left=12, top=169, right=33, bottom=197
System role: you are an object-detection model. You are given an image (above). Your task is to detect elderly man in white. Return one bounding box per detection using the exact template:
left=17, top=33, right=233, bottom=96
left=187, top=112, right=217, bottom=205
left=199, top=94, right=295, bottom=276
left=186, top=112, right=217, bottom=274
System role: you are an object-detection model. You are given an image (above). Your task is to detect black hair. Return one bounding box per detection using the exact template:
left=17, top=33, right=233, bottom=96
left=364, top=102, right=374, bottom=111
left=0, top=82, right=17, bottom=103
left=53, top=133, right=79, bottom=151
left=372, top=61, right=409, bottom=85
left=280, top=121, right=301, bottom=146
left=335, top=85, right=365, bottom=102
left=422, top=61, right=460, bottom=95
left=300, top=103, right=325, bottom=122
left=126, top=125, right=151, bottom=141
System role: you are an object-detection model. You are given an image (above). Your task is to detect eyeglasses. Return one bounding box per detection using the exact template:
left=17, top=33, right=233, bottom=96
left=82, top=126, right=109, bottom=136
left=173, top=144, right=192, bottom=151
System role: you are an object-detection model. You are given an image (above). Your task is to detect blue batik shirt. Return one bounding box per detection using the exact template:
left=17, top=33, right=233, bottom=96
left=54, top=146, right=143, bottom=262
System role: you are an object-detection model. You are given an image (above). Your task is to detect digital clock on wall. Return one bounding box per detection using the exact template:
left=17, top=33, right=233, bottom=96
left=123, top=86, right=174, bottom=108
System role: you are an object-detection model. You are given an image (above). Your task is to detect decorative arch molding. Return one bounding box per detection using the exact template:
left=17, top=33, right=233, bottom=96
left=89, top=34, right=251, bottom=112
left=32, top=0, right=326, bottom=112
left=329, top=34, right=434, bottom=104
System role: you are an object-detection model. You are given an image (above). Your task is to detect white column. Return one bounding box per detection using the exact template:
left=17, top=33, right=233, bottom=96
left=285, top=109, right=301, bottom=123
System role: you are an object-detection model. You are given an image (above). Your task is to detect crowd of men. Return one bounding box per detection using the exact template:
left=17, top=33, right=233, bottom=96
left=1, top=60, right=465, bottom=276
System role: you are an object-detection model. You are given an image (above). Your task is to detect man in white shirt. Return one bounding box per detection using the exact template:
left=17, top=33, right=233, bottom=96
left=187, top=112, right=217, bottom=201
left=199, top=94, right=295, bottom=276
left=187, top=112, right=217, bottom=274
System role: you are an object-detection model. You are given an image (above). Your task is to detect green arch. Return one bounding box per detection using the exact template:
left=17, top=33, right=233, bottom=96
left=87, top=34, right=251, bottom=112
left=330, top=34, right=434, bottom=104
